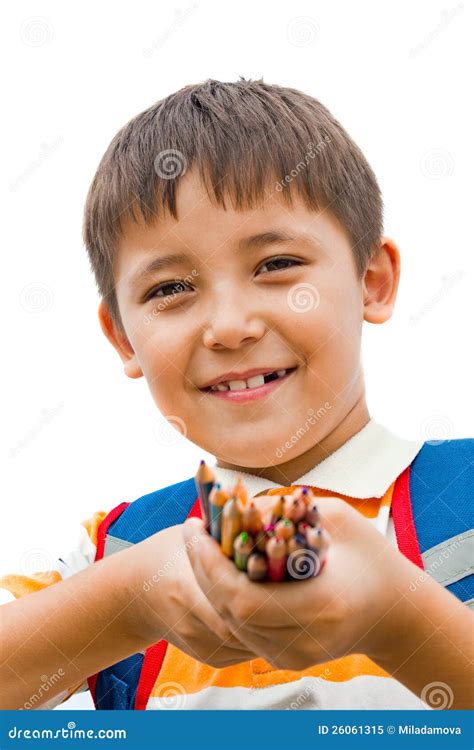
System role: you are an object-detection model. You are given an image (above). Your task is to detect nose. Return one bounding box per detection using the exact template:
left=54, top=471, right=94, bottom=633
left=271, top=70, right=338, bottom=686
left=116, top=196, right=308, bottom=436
left=202, top=289, right=266, bottom=350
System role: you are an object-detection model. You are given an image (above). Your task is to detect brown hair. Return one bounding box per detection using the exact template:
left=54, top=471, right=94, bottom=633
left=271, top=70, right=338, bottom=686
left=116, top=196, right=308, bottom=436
left=83, top=77, right=383, bottom=329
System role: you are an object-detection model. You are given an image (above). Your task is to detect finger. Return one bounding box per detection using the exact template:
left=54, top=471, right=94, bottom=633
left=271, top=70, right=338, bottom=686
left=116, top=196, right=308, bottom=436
left=183, top=519, right=330, bottom=631
left=182, top=518, right=242, bottom=613
left=183, top=518, right=320, bottom=628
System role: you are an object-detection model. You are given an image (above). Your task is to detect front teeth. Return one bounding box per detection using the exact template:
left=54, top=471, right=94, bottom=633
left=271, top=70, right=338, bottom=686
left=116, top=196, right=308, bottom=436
left=246, top=374, right=265, bottom=388
left=211, top=369, right=290, bottom=392
left=228, top=380, right=248, bottom=391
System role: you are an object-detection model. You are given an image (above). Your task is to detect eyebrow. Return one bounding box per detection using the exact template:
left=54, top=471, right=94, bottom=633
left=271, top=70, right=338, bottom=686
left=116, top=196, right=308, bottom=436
left=130, top=231, right=323, bottom=286
left=238, top=230, right=323, bottom=253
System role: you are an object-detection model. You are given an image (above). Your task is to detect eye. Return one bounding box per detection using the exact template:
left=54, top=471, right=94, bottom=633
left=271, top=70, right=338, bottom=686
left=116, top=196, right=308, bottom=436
left=145, top=280, right=192, bottom=301
left=257, top=256, right=303, bottom=275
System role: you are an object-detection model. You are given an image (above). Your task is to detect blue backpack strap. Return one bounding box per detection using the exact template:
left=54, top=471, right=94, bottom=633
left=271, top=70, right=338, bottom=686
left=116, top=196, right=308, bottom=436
left=91, top=476, right=198, bottom=710
left=106, top=476, right=197, bottom=546
left=409, top=439, right=474, bottom=607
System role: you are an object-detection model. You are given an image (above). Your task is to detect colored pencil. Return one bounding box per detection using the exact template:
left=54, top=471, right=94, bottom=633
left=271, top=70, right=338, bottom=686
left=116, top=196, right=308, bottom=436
left=221, top=496, right=243, bottom=557
left=195, top=459, right=215, bottom=532
left=209, top=483, right=229, bottom=542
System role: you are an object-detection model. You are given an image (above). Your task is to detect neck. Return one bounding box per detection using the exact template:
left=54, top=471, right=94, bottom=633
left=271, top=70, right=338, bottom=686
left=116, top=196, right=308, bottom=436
left=216, top=395, right=370, bottom=485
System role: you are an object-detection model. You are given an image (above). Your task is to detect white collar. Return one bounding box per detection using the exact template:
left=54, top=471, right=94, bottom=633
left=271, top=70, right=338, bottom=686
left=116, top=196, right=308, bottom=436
left=213, top=418, right=424, bottom=499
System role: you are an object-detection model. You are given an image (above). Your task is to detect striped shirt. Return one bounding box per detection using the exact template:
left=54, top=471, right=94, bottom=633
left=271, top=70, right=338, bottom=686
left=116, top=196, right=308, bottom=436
left=1, top=419, right=430, bottom=709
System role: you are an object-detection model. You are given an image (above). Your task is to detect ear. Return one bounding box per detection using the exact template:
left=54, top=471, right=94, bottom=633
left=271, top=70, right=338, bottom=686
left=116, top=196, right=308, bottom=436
left=98, top=301, right=143, bottom=379
left=363, top=237, right=401, bottom=324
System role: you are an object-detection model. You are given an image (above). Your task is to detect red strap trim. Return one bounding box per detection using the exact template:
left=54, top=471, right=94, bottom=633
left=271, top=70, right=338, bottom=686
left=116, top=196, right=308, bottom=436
left=133, top=493, right=201, bottom=710
left=391, top=465, right=424, bottom=569
left=95, top=502, right=130, bottom=561
left=188, top=497, right=203, bottom=519
left=134, top=642, right=168, bottom=709
left=87, top=673, right=98, bottom=702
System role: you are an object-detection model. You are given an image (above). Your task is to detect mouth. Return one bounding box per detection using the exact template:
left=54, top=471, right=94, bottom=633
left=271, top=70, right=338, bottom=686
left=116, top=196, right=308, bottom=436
left=199, top=367, right=298, bottom=403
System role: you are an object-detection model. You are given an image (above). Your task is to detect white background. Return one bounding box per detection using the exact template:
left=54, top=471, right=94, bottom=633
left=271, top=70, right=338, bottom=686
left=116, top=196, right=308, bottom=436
left=1, top=0, right=472, bottom=708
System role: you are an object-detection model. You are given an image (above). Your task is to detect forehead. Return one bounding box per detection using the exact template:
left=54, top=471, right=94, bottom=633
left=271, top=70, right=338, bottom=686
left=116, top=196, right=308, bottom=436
left=116, top=170, right=350, bottom=275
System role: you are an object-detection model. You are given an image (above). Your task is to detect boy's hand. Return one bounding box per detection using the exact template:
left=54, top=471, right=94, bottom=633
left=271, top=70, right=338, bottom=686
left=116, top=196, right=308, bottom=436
left=134, top=524, right=256, bottom=668
left=182, top=499, right=414, bottom=671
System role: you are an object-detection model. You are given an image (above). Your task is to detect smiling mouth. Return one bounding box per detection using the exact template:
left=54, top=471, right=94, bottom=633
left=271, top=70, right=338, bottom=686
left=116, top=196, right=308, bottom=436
left=200, top=367, right=298, bottom=393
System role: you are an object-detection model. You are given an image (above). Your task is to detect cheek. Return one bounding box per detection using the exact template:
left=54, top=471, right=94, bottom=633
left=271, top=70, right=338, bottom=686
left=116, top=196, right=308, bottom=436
left=292, top=289, right=362, bottom=386
left=131, top=321, right=193, bottom=402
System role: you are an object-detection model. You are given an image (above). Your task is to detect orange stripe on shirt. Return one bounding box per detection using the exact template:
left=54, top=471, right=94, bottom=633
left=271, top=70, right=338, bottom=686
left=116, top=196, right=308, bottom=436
left=153, top=647, right=390, bottom=697
left=254, top=485, right=386, bottom=519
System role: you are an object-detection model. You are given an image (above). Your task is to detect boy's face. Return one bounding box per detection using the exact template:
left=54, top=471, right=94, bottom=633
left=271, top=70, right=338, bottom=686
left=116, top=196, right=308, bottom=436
left=108, top=171, right=370, bottom=470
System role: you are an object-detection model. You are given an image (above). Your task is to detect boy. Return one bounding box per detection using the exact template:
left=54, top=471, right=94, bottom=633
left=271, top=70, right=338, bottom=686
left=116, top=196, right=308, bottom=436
left=1, top=78, right=472, bottom=711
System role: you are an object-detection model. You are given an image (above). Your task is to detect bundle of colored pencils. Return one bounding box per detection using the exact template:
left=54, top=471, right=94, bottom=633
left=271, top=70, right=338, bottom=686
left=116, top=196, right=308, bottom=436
left=195, top=460, right=330, bottom=582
